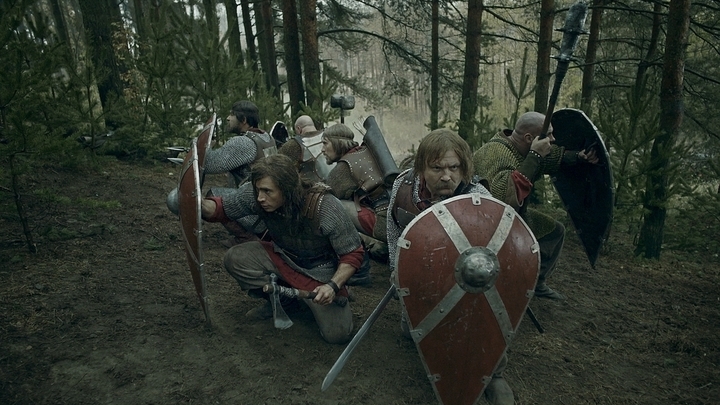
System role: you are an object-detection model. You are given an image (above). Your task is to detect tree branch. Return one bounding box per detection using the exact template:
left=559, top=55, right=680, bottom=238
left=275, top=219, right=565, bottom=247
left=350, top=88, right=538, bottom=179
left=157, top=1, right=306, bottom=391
left=318, top=28, right=430, bottom=70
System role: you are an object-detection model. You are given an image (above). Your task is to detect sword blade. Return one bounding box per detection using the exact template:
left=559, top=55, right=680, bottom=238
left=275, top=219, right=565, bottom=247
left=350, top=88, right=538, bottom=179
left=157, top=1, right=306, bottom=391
left=321, top=285, right=395, bottom=391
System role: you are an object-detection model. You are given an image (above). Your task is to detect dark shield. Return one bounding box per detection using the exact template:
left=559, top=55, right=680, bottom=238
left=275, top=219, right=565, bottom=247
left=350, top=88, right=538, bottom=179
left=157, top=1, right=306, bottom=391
left=361, top=115, right=400, bottom=187
left=395, top=193, right=539, bottom=405
left=178, top=141, right=211, bottom=326
left=269, top=120, right=289, bottom=147
left=550, top=108, right=614, bottom=268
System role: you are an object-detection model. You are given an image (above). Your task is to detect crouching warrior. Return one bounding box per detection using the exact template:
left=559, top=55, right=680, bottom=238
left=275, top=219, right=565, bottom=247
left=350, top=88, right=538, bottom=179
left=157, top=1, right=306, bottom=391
left=200, top=154, right=366, bottom=344
left=388, top=129, right=538, bottom=405
left=321, top=117, right=399, bottom=262
left=278, top=115, right=336, bottom=182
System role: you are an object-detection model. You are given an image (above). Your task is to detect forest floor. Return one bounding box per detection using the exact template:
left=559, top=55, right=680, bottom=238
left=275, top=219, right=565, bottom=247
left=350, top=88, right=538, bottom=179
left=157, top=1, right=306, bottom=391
left=1, top=159, right=718, bottom=405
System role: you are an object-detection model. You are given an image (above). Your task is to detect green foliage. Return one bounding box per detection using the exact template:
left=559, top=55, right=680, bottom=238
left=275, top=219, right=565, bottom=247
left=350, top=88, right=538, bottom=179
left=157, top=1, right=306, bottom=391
left=502, top=48, right=535, bottom=130
left=32, top=189, right=72, bottom=206
left=143, top=237, right=165, bottom=251
left=664, top=190, right=720, bottom=255
left=75, top=197, right=122, bottom=210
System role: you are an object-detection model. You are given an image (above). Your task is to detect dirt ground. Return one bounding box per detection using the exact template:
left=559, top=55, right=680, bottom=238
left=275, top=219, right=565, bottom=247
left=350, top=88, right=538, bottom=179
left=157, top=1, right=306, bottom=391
left=1, top=159, right=718, bottom=405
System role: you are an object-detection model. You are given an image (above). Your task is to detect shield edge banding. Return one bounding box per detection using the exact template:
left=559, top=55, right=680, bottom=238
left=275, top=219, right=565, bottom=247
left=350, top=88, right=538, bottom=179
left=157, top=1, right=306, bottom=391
left=432, top=202, right=472, bottom=253
left=486, top=205, right=515, bottom=253
left=411, top=197, right=516, bottom=345
left=411, top=284, right=466, bottom=342
left=484, top=286, right=514, bottom=345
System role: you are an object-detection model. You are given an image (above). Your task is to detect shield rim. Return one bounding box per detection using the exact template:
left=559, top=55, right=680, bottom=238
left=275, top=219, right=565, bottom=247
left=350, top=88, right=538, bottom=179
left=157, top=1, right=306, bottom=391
left=551, top=107, right=614, bottom=267
left=196, top=113, right=216, bottom=178
left=394, top=193, right=539, bottom=405
left=178, top=141, right=211, bottom=326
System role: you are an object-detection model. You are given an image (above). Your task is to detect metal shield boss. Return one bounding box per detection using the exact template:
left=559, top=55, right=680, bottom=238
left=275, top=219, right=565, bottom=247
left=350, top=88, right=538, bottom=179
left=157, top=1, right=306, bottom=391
left=395, top=193, right=539, bottom=405
left=550, top=108, right=614, bottom=268
left=178, top=140, right=211, bottom=326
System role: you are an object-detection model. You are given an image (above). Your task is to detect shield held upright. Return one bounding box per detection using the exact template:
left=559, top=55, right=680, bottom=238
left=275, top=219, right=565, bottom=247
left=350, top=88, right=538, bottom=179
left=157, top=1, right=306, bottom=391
left=395, top=193, right=539, bottom=405
left=550, top=108, right=614, bottom=268
left=178, top=140, right=211, bottom=326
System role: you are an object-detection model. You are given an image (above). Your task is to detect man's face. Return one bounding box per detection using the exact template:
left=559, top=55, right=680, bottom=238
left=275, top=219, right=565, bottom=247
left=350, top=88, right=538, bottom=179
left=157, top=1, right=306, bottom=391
left=226, top=113, right=249, bottom=134
left=255, top=176, right=285, bottom=213
left=524, top=124, right=554, bottom=145
left=321, top=138, right=339, bottom=164
left=421, top=150, right=463, bottom=200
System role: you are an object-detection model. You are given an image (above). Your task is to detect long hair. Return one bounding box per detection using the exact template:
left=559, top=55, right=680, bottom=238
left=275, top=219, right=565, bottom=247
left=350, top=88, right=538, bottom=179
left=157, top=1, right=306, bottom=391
left=251, top=154, right=308, bottom=231
left=414, top=129, right=473, bottom=184
left=231, top=100, right=260, bottom=128
left=322, top=124, right=358, bottom=159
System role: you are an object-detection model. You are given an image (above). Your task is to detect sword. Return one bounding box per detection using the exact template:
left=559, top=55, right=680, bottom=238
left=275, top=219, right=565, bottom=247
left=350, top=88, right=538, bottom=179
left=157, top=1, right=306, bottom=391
left=540, top=1, right=588, bottom=139
left=321, top=285, right=395, bottom=391
left=525, top=306, right=545, bottom=334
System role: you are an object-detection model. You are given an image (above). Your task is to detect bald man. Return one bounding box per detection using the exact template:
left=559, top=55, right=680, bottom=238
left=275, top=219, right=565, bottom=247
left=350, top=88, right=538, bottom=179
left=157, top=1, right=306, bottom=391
left=473, top=112, right=598, bottom=301
left=293, top=115, right=320, bottom=137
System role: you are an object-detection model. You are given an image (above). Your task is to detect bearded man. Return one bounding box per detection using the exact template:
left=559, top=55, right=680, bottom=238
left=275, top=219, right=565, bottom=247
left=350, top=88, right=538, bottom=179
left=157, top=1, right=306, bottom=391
left=387, top=129, right=514, bottom=405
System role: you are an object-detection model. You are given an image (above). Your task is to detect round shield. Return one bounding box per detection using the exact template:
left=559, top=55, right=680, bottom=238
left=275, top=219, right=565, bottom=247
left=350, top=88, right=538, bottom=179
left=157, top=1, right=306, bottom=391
left=395, top=193, right=539, bottom=405
left=178, top=141, right=211, bottom=326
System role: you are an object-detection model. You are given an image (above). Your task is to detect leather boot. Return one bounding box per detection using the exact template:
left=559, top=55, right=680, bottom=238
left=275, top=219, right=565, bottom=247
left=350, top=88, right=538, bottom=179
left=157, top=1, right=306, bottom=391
left=484, top=376, right=514, bottom=405
left=534, top=281, right=566, bottom=300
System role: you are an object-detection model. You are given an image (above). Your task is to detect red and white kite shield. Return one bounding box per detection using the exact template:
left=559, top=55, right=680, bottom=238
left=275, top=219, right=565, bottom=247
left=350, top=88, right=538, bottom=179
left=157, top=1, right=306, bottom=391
left=196, top=113, right=216, bottom=179
left=178, top=140, right=211, bottom=326
left=395, top=193, right=539, bottom=405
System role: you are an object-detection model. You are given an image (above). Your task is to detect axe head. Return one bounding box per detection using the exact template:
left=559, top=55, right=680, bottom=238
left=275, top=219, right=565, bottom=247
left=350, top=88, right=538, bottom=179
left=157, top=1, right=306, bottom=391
left=270, top=274, right=293, bottom=330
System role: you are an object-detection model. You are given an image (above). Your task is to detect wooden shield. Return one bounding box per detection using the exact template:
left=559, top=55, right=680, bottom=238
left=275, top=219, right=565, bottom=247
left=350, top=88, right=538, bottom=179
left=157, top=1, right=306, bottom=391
left=395, top=193, right=539, bottom=405
left=178, top=141, right=211, bottom=326
left=196, top=114, right=216, bottom=179
left=551, top=108, right=614, bottom=268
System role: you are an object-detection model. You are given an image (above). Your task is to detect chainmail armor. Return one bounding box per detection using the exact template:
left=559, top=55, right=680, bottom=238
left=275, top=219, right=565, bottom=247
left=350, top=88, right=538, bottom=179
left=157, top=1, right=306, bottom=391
left=473, top=131, right=564, bottom=239
left=387, top=169, right=490, bottom=270
left=219, top=183, right=361, bottom=282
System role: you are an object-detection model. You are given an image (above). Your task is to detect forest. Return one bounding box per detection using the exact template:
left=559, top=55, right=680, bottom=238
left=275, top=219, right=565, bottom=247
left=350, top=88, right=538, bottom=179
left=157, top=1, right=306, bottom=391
left=2, top=1, right=720, bottom=404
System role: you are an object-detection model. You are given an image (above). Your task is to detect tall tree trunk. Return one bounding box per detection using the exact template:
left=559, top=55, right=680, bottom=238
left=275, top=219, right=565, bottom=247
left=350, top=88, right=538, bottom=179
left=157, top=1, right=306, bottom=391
left=458, top=0, right=483, bottom=141
left=580, top=0, right=604, bottom=117
left=76, top=0, right=127, bottom=116
left=130, top=0, right=148, bottom=48
left=534, top=0, right=554, bottom=113
left=255, top=0, right=280, bottom=99
left=298, top=0, right=320, bottom=109
left=430, top=0, right=439, bottom=130
left=203, top=0, right=218, bottom=38
left=281, top=0, right=305, bottom=117
left=635, top=0, right=692, bottom=259
left=48, top=0, right=70, bottom=45
left=633, top=1, right=663, bottom=97
left=223, top=0, right=245, bottom=67
left=253, top=0, right=269, bottom=89
left=614, top=1, right=663, bottom=207
left=240, top=0, right=258, bottom=74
